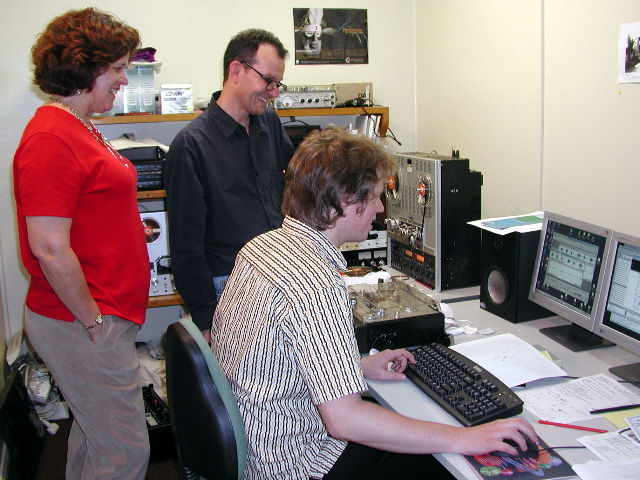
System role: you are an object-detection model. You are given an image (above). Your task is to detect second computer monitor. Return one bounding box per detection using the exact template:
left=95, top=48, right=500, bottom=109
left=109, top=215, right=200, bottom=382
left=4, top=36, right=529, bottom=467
left=528, top=211, right=613, bottom=351
left=595, top=231, right=640, bottom=383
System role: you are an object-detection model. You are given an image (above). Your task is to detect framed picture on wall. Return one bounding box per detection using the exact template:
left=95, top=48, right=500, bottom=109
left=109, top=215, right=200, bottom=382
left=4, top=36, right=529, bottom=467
left=618, top=21, right=640, bottom=83
left=293, top=8, right=368, bottom=65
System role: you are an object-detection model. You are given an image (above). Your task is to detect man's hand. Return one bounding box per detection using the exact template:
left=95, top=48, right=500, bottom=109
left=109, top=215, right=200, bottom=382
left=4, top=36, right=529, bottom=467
left=361, top=348, right=416, bottom=381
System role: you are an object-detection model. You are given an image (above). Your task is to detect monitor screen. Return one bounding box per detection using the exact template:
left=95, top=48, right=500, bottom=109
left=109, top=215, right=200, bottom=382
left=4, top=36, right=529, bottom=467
left=529, top=212, right=613, bottom=351
left=595, top=232, right=640, bottom=383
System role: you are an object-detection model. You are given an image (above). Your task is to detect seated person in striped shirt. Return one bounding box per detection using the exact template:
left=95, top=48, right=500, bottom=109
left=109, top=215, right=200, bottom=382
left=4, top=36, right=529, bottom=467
left=211, top=125, right=537, bottom=480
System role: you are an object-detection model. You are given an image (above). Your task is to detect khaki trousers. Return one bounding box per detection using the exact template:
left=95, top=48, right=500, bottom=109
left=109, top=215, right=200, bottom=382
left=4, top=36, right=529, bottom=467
left=25, top=308, right=149, bottom=480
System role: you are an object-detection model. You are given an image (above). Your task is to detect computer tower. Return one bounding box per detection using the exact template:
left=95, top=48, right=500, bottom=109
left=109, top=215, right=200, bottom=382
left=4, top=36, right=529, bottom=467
left=479, top=229, right=552, bottom=322
left=386, top=153, right=482, bottom=291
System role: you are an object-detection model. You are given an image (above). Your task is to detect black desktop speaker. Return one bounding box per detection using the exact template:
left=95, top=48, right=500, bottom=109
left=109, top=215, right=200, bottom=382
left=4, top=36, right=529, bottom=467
left=479, top=229, right=552, bottom=323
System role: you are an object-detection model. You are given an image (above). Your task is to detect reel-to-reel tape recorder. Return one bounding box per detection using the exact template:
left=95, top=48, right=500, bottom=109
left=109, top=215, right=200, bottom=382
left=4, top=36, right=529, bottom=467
left=141, top=211, right=177, bottom=297
left=385, top=153, right=483, bottom=291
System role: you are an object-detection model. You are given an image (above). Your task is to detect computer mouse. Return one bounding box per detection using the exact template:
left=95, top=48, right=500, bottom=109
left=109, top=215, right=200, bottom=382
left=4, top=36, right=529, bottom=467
left=489, top=436, right=539, bottom=459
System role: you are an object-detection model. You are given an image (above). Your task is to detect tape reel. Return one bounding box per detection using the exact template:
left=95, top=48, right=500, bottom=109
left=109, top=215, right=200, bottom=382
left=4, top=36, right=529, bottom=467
left=142, top=217, right=161, bottom=243
left=385, top=169, right=403, bottom=205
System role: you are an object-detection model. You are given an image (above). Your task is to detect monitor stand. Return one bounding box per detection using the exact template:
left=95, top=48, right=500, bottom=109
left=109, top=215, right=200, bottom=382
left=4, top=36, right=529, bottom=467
left=609, top=363, right=640, bottom=384
left=540, top=323, right=614, bottom=352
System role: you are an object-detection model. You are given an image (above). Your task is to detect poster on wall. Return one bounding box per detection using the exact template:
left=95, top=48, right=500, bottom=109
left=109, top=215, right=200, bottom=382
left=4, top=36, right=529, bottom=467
left=293, top=8, right=368, bottom=65
left=618, top=21, right=640, bottom=83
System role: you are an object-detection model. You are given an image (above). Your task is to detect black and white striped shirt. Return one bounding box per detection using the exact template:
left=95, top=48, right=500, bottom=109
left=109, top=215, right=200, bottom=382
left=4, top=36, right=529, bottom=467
left=212, top=216, right=368, bottom=479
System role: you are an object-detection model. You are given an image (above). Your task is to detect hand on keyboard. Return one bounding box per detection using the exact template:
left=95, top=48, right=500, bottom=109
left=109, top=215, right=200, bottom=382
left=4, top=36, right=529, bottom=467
left=404, top=343, right=524, bottom=427
left=361, top=348, right=416, bottom=381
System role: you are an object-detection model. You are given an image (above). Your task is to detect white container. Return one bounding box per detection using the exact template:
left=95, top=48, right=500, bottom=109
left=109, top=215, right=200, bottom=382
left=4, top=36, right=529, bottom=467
left=136, top=65, right=155, bottom=113
left=161, top=84, right=194, bottom=114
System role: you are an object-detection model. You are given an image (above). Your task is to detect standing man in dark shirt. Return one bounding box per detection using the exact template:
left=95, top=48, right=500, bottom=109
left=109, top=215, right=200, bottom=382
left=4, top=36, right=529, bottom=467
left=164, top=29, right=294, bottom=341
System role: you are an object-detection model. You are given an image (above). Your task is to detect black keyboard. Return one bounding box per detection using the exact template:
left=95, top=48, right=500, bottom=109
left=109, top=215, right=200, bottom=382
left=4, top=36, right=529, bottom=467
left=404, top=343, right=524, bottom=427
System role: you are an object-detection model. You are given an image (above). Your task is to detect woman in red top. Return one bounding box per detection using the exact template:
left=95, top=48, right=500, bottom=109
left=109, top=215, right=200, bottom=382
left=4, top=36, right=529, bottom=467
left=13, top=8, right=150, bottom=479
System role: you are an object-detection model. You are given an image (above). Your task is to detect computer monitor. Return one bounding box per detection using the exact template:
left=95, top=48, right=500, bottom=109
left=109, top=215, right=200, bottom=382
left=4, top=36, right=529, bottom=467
left=594, top=231, right=640, bottom=383
left=528, top=212, right=613, bottom=351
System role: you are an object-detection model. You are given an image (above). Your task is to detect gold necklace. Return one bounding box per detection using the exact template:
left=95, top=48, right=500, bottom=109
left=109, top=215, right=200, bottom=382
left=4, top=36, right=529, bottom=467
left=49, top=98, right=128, bottom=167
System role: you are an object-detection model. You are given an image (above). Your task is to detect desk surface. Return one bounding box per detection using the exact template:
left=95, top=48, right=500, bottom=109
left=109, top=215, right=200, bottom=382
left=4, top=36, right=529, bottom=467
left=366, top=289, right=640, bottom=480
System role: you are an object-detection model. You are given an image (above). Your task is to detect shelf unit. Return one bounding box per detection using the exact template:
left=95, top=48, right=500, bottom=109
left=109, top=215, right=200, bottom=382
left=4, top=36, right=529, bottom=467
left=97, top=106, right=390, bottom=308
left=147, top=294, right=182, bottom=308
left=93, top=106, right=389, bottom=135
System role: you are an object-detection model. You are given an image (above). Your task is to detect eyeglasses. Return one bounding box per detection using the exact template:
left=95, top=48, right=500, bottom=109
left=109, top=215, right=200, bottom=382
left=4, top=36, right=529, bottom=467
left=241, top=61, right=286, bottom=92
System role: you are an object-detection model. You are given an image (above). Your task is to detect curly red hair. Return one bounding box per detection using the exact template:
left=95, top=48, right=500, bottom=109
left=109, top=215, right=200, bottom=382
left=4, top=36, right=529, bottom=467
left=32, top=8, right=140, bottom=96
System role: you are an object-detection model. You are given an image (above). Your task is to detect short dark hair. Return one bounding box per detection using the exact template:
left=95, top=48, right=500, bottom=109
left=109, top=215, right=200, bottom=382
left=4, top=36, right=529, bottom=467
left=282, top=126, right=397, bottom=231
left=32, top=8, right=140, bottom=96
left=223, top=28, right=288, bottom=81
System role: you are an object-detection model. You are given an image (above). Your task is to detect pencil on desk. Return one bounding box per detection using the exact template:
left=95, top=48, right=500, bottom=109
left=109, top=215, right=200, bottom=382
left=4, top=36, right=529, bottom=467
left=589, top=403, right=640, bottom=414
left=537, top=420, right=608, bottom=433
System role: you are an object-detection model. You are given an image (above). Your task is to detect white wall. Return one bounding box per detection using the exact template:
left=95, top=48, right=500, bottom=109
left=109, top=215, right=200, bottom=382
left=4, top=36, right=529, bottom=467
left=0, top=0, right=417, bottom=339
left=542, top=1, right=640, bottom=234
left=416, top=1, right=640, bottom=236
left=416, top=1, right=543, bottom=219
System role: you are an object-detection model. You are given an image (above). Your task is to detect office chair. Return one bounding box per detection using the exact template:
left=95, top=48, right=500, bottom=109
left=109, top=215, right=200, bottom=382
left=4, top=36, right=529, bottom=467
left=165, top=318, right=247, bottom=480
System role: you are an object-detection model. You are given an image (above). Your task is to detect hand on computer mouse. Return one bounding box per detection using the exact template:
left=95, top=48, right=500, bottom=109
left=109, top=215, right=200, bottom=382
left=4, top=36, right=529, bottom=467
left=489, top=435, right=539, bottom=458
left=446, top=418, right=538, bottom=457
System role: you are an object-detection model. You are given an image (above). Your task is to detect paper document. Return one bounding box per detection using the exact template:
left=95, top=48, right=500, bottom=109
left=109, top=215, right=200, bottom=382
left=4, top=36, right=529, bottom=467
left=110, top=137, right=169, bottom=153
left=450, top=333, right=567, bottom=388
left=620, top=427, right=640, bottom=445
left=578, top=431, right=640, bottom=461
left=518, top=374, right=640, bottom=423
left=604, top=407, right=640, bottom=429
left=468, top=211, right=543, bottom=235
left=625, top=415, right=640, bottom=439
left=571, top=458, right=640, bottom=480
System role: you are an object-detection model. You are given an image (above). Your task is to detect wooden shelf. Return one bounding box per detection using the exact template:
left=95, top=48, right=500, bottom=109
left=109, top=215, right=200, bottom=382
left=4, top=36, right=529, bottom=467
left=137, top=190, right=165, bottom=200
left=93, top=112, right=201, bottom=125
left=275, top=106, right=389, bottom=136
left=93, top=107, right=390, bottom=135
left=147, top=294, right=183, bottom=308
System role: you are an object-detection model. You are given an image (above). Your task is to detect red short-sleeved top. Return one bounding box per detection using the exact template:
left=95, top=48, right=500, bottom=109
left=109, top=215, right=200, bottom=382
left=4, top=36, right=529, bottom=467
left=13, top=106, right=150, bottom=324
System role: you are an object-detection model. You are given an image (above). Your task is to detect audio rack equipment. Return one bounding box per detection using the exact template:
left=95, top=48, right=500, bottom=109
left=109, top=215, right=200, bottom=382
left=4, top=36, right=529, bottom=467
left=140, top=212, right=177, bottom=297
left=349, top=281, right=447, bottom=353
left=385, top=153, right=482, bottom=291
left=271, top=88, right=336, bottom=109
left=118, top=146, right=166, bottom=191
left=339, top=229, right=387, bottom=268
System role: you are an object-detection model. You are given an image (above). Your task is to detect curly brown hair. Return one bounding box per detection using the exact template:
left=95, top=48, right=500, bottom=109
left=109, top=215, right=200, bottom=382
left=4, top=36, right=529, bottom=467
left=32, top=8, right=140, bottom=96
left=282, top=125, right=397, bottom=231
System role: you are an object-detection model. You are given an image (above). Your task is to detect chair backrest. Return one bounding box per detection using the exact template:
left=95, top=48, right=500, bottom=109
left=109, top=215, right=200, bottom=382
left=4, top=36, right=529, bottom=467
left=165, top=318, right=247, bottom=480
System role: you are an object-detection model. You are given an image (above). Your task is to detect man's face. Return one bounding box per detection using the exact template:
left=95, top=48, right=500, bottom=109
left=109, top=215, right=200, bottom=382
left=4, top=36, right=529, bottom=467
left=339, top=182, right=385, bottom=244
left=236, top=43, right=285, bottom=117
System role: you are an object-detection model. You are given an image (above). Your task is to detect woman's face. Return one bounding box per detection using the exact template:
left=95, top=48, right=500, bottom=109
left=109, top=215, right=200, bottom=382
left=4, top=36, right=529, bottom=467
left=88, top=54, right=130, bottom=114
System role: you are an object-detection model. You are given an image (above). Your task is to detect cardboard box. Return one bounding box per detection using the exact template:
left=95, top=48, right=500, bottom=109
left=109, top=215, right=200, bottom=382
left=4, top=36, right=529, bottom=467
left=160, top=84, right=194, bottom=114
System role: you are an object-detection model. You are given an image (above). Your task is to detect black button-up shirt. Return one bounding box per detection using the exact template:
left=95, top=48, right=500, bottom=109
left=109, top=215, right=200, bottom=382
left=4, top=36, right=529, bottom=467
left=164, top=91, right=294, bottom=330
